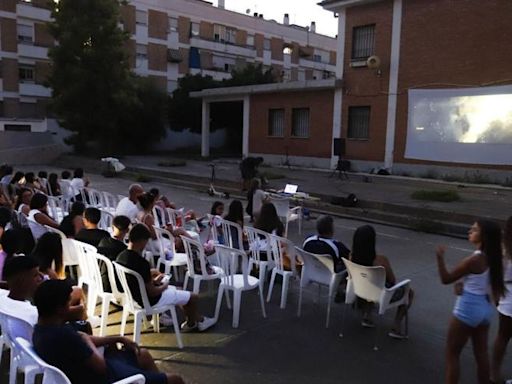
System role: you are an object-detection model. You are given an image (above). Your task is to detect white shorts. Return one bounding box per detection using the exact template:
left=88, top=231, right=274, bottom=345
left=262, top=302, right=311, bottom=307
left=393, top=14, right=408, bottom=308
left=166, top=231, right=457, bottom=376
left=155, top=286, right=191, bottom=307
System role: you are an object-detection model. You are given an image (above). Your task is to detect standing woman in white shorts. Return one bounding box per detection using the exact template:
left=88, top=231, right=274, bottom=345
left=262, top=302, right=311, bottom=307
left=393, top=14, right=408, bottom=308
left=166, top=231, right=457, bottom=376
left=436, top=219, right=505, bottom=384
left=492, top=216, right=512, bottom=383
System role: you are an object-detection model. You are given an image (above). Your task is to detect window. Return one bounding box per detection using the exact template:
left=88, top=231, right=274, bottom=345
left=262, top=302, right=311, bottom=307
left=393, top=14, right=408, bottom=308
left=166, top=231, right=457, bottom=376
left=136, top=10, right=147, bottom=25
left=136, top=44, right=147, bottom=60
left=17, top=24, right=33, bottom=44
left=246, top=34, right=254, bottom=46
left=268, top=109, right=284, bottom=137
left=348, top=106, right=371, bottom=139
left=313, top=54, right=322, bottom=62
left=352, top=24, right=375, bottom=60
left=213, top=24, right=225, bottom=42
left=191, top=22, right=200, bottom=37
left=19, top=65, right=35, bottom=83
left=263, top=38, right=270, bottom=50
left=169, top=17, right=178, bottom=32
left=4, top=124, right=31, bottom=132
left=225, top=27, right=236, bottom=44
left=292, top=108, right=310, bottom=138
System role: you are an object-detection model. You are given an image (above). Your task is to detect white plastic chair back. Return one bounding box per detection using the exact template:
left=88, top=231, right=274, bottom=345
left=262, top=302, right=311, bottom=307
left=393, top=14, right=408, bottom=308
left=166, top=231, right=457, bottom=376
left=78, top=188, right=89, bottom=205
left=88, top=189, right=104, bottom=208
left=295, top=247, right=334, bottom=286
left=166, top=208, right=184, bottom=227
left=219, top=218, right=244, bottom=250
left=215, top=245, right=250, bottom=289
left=61, top=238, right=79, bottom=267
left=153, top=226, right=176, bottom=256
left=113, top=262, right=152, bottom=312
left=17, top=211, right=29, bottom=228
left=245, top=226, right=273, bottom=265
left=95, top=253, right=124, bottom=301
left=27, top=216, right=48, bottom=241
left=99, top=209, right=114, bottom=231
left=47, top=196, right=66, bottom=222
left=45, top=225, right=67, bottom=240
left=342, top=258, right=386, bottom=304
left=270, top=234, right=298, bottom=274
left=102, top=191, right=119, bottom=212
left=73, top=240, right=98, bottom=288
left=16, top=338, right=146, bottom=384
left=152, top=205, right=167, bottom=228
left=181, top=235, right=209, bottom=279
left=0, top=311, right=33, bottom=348
left=270, top=198, right=290, bottom=219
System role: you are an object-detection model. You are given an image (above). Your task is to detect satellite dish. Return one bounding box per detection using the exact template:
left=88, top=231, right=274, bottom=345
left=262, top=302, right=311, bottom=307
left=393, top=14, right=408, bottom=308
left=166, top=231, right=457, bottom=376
left=366, top=55, right=381, bottom=69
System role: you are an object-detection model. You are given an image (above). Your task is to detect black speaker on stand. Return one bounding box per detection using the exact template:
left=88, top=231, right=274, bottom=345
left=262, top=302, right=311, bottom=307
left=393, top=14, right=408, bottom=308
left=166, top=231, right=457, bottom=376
left=329, top=138, right=349, bottom=180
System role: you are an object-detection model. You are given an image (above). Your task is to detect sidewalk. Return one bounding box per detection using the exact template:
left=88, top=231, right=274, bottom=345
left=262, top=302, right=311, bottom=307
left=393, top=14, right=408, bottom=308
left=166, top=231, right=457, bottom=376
left=54, top=154, right=512, bottom=236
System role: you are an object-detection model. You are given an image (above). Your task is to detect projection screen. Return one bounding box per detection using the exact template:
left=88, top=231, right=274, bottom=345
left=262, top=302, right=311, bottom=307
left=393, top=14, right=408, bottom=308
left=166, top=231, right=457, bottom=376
left=405, top=85, right=512, bottom=165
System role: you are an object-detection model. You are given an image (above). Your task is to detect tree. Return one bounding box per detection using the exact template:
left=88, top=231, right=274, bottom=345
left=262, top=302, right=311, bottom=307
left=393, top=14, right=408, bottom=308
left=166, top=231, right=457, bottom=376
left=47, top=0, right=140, bottom=154
left=222, top=63, right=275, bottom=87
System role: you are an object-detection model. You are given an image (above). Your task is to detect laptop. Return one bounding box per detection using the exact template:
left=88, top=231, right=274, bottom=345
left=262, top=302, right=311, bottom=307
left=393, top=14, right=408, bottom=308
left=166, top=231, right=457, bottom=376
left=283, top=184, right=298, bottom=194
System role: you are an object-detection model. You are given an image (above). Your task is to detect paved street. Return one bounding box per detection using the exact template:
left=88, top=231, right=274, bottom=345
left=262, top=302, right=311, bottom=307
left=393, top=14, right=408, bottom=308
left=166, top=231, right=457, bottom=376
left=11, top=166, right=512, bottom=383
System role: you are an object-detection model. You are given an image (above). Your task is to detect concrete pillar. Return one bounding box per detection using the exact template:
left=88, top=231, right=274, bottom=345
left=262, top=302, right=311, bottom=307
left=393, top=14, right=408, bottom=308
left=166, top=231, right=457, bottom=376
left=384, top=0, right=403, bottom=170
left=201, top=99, right=210, bottom=157
left=330, top=9, right=346, bottom=169
left=242, top=95, right=250, bottom=157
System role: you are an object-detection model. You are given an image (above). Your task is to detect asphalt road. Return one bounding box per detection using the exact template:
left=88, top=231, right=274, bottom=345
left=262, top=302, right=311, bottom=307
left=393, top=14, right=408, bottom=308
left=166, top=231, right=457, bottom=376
left=9, top=167, right=512, bottom=384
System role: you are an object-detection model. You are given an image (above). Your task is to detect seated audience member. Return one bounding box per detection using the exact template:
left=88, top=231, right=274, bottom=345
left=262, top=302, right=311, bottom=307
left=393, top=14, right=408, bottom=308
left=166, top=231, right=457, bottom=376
left=208, top=201, right=224, bottom=243
left=9, top=171, right=25, bottom=200
left=0, top=206, right=12, bottom=238
left=32, top=232, right=66, bottom=280
left=33, top=279, right=185, bottom=384
left=75, top=207, right=110, bottom=247
left=24, top=172, right=47, bottom=194
left=48, top=173, right=62, bottom=196
left=0, top=230, right=25, bottom=283
left=0, top=255, right=42, bottom=326
left=15, top=187, right=33, bottom=217
left=223, top=199, right=248, bottom=250
left=303, top=215, right=350, bottom=273
left=0, top=164, right=13, bottom=185
left=350, top=225, right=413, bottom=338
left=38, top=171, right=49, bottom=193
left=246, top=179, right=267, bottom=222
left=116, top=224, right=215, bottom=331
left=97, top=215, right=130, bottom=292
left=116, top=184, right=144, bottom=221
left=28, top=193, right=59, bottom=240
left=60, top=170, right=73, bottom=199
left=150, top=188, right=198, bottom=230
left=70, top=168, right=90, bottom=201
left=59, top=201, right=86, bottom=238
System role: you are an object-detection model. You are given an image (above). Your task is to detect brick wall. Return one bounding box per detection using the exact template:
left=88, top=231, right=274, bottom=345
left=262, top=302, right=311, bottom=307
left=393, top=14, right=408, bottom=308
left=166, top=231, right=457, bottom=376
left=249, top=90, right=334, bottom=158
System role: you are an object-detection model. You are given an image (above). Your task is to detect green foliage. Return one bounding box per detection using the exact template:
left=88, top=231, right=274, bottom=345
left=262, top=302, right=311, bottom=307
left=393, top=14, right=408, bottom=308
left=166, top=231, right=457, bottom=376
left=168, top=63, right=276, bottom=133
left=47, top=0, right=166, bottom=154
left=411, top=190, right=461, bottom=202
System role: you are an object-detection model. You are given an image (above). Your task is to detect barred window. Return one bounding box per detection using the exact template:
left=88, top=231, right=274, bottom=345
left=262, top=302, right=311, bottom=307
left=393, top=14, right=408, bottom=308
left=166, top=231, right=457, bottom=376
left=292, top=108, right=310, bottom=138
left=351, top=24, right=375, bottom=60
left=268, top=109, right=284, bottom=137
left=19, top=65, right=35, bottom=83
left=348, top=106, right=370, bottom=140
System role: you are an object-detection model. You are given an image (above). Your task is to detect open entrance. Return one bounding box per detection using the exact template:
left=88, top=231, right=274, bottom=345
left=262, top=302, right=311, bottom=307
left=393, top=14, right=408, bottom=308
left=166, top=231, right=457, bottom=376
left=210, top=101, right=243, bottom=157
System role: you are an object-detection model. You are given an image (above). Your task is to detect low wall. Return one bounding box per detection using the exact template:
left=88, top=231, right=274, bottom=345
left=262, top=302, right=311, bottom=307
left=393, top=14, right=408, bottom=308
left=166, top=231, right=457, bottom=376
left=0, top=131, right=63, bottom=165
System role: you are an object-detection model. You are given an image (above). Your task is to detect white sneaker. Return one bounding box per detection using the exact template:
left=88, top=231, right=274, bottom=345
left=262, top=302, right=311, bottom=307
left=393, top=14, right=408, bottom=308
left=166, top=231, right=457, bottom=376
left=197, top=316, right=216, bottom=332
left=159, top=312, right=174, bottom=327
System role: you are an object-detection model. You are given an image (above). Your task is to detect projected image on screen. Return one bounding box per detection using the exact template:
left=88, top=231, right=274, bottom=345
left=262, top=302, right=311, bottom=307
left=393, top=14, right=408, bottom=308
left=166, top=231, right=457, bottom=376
left=405, top=86, right=512, bottom=165
left=412, top=94, right=512, bottom=144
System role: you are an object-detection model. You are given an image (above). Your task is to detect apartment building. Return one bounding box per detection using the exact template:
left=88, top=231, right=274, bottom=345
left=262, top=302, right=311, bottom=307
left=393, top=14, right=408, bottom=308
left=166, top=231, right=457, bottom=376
left=0, top=0, right=337, bottom=128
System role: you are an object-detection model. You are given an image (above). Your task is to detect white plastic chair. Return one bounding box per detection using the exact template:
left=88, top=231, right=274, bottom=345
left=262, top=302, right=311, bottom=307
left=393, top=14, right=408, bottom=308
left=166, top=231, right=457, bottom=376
left=99, top=209, right=115, bottom=232
left=214, top=245, right=266, bottom=328
left=269, top=197, right=302, bottom=237
left=218, top=218, right=244, bottom=251
left=152, top=205, right=167, bottom=228
left=341, top=257, right=411, bottom=350
left=181, top=235, right=225, bottom=294
left=15, top=338, right=146, bottom=384
left=0, top=312, right=38, bottom=384
left=266, top=235, right=300, bottom=309
left=88, top=188, right=105, bottom=209
left=73, top=240, right=101, bottom=320
left=245, top=226, right=275, bottom=287
left=46, top=196, right=67, bottom=222
left=102, top=191, right=119, bottom=214
left=153, top=226, right=188, bottom=280
left=113, top=262, right=183, bottom=348
left=295, top=247, right=346, bottom=328
left=26, top=216, right=48, bottom=242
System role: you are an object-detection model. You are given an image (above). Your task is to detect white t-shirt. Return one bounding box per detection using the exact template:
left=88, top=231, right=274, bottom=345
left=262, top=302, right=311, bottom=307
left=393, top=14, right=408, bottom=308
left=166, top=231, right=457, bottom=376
left=70, top=178, right=85, bottom=196
left=252, top=189, right=267, bottom=216
left=498, top=260, right=512, bottom=317
left=28, top=209, right=48, bottom=240
left=0, top=294, right=38, bottom=326
left=116, top=197, right=140, bottom=221
left=60, top=179, right=73, bottom=199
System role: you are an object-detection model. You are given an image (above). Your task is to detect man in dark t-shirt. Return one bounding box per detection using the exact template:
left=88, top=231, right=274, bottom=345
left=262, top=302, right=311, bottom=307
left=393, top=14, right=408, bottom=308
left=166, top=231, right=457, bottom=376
left=97, top=215, right=130, bottom=292
left=75, top=207, right=109, bottom=247
left=303, top=215, right=350, bottom=273
left=32, top=280, right=183, bottom=384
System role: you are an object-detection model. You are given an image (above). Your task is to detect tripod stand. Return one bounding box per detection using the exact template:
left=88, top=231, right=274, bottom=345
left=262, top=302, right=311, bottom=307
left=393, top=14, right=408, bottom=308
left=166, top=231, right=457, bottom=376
left=328, top=159, right=349, bottom=180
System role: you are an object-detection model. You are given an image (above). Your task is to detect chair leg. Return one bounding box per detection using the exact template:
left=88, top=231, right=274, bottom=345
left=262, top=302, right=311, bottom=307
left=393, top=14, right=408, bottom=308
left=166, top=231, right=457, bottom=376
left=214, top=285, right=224, bottom=322
left=99, top=298, right=110, bottom=337
left=133, top=312, right=142, bottom=344
left=339, top=304, right=347, bottom=338
left=224, top=285, right=232, bottom=309
left=120, top=307, right=129, bottom=336
left=405, top=307, right=409, bottom=337
left=183, top=272, right=189, bottom=291
left=156, top=258, right=162, bottom=273
left=326, top=294, right=332, bottom=328
left=86, top=286, right=97, bottom=319
left=297, top=284, right=303, bottom=317
left=259, top=285, right=267, bottom=319
left=232, top=290, right=242, bottom=328
left=9, top=354, right=17, bottom=384
left=0, top=336, right=4, bottom=365
left=169, top=306, right=183, bottom=349
left=373, top=315, right=380, bottom=351
left=153, top=313, right=160, bottom=334
left=280, top=273, right=290, bottom=309
left=192, top=278, right=201, bottom=294
left=266, top=269, right=277, bottom=303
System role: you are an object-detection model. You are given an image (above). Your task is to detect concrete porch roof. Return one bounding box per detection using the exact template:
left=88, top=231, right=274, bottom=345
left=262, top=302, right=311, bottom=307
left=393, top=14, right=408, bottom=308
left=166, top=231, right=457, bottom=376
left=190, top=78, right=341, bottom=100
left=319, top=0, right=384, bottom=11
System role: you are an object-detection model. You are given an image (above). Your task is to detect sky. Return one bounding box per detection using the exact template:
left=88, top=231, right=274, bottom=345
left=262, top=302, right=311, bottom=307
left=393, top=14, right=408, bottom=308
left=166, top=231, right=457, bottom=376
left=215, top=0, right=338, bottom=37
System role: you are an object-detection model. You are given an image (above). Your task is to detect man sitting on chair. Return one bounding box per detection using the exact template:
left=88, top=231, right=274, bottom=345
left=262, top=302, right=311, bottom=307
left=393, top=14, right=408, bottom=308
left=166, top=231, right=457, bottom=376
left=33, top=279, right=185, bottom=384
left=303, top=215, right=350, bottom=273
left=75, top=207, right=110, bottom=247
left=116, top=224, right=216, bottom=331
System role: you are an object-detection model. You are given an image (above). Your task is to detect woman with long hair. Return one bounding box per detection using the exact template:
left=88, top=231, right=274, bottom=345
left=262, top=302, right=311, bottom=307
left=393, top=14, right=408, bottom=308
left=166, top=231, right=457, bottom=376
left=48, top=173, right=62, bottom=196
left=491, top=216, right=512, bottom=383
left=254, top=202, right=284, bottom=237
left=436, top=219, right=505, bottom=384
left=224, top=200, right=247, bottom=250
left=351, top=225, right=413, bottom=336
left=59, top=201, right=85, bottom=238
left=32, top=232, right=65, bottom=280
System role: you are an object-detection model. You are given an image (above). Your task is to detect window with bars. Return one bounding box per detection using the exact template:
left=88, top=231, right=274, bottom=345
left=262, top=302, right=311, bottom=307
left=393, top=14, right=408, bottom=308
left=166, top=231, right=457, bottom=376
left=19, top=65, right=35, bottom=83
left=292, top=108, right=310, bottom=138
left=268, top=109, right=285, bottom=137
left=348, top=106, right=371, bottom=139
left=225, top=27, right=237, bottom=44
left=351, top=24, right=375, bottom=60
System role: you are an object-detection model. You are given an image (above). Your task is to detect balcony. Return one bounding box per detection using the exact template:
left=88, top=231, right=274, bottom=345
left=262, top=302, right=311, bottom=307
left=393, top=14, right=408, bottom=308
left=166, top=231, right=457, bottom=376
left=16, top=1, right=52, bottom=21
left=19, top=83, right=51, bottom=97
left=17, top=43, right=48, bottom=59
left=189, top=36, right=256, bottom=59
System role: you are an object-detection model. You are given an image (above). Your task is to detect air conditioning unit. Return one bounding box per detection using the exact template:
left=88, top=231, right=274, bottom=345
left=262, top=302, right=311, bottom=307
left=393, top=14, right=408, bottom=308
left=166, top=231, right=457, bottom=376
left=167, top=49, right=182, bottom=63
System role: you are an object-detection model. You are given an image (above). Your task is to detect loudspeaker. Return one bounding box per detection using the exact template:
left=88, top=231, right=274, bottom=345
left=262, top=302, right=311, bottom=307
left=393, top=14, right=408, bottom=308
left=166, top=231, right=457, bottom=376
left=333, top=138, right=345, bottom=156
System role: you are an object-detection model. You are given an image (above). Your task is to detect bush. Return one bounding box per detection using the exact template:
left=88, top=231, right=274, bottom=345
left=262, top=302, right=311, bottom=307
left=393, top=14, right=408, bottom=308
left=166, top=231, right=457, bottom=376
left=411, top=190, right=461, bottom=202
left=134, top=173, right=151, bottom=183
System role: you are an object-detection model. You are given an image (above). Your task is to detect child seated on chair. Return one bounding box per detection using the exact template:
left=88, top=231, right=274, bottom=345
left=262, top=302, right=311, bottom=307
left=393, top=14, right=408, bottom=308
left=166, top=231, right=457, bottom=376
left=33, top=279, right=185, bottom=384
